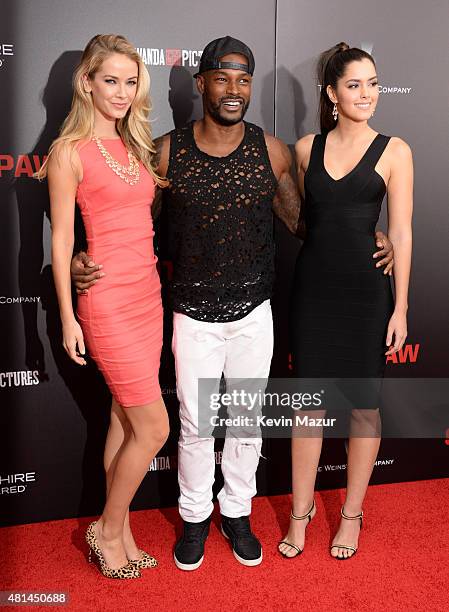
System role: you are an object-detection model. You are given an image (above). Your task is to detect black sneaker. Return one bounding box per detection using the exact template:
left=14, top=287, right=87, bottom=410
left=221, top=515, right=263, bottom=566
left=173, top=516, right=211, bottom=571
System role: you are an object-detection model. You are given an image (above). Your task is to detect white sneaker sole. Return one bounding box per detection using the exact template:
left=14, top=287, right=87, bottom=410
left=173, top=552, right=204, bottom=571
left=221, top=526, right=263, bottom=567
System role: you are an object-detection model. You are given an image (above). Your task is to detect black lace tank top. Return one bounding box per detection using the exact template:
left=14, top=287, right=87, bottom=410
left=163, top=121, right=278, bottom=322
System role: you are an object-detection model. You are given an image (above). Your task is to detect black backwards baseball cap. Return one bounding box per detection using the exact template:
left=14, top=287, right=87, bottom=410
left=193, top=36, right=255, bottom=78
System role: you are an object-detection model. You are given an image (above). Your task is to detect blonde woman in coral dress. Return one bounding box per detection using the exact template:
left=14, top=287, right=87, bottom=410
left=39, top=35, right=169, bottom=579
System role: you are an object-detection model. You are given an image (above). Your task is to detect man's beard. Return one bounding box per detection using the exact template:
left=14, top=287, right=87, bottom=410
left=206, top=96, right=250, bottom=126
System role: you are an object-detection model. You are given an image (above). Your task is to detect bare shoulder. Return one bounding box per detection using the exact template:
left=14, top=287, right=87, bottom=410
left=387, top=136, right=413, bottom=160
left=48, top=140, right=82, bottom=181
left=294, top=133, right=315, bottom=157
left=294, top=133, right=316, bottom=171
left=385, top=137, right=413, bottom=179
left=264, top=133, right=292, bottom=178
left=264, top=133, right=290, bottom=158
left=50, top=140, right=78, bottom=163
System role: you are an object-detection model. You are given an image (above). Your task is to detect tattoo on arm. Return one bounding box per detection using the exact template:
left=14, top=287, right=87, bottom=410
left=272, top=172, right=301, bottom=234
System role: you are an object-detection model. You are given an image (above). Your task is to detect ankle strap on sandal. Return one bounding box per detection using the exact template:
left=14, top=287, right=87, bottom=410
left=341, top=506, right=363, bottom=526
left=291, top=499, right=315, bottom=521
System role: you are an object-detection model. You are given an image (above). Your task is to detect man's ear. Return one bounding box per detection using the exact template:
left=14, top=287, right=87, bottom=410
left=196, top=75, right=205, bottom=95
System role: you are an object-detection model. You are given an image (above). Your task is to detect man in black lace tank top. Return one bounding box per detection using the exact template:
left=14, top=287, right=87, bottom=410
left=71, top=36, right=393, bottom=571
left=156, top=37, right=306, bottom=571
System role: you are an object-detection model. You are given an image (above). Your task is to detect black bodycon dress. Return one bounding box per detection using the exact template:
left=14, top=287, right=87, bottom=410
left=291, top=132, right=394, bottom=408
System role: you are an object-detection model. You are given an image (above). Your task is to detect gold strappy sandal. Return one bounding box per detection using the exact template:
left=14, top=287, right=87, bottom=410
left=278, top=500, right=316, bottom=558
left=330, top=506, right=363, bottom=560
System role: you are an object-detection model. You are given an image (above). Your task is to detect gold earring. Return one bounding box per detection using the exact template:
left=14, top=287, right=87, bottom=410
left=332, top=103, right=338, bottom=120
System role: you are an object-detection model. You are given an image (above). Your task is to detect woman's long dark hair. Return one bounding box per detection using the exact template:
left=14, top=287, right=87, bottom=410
left=317, top=42, right=376, bottom=133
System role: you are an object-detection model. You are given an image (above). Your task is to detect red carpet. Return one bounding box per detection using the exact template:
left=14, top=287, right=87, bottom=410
left=2, top=479, right=448, bottom=612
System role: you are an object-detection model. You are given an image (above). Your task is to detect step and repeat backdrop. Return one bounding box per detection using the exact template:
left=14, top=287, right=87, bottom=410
left=1, top=0, right=448, bottom=526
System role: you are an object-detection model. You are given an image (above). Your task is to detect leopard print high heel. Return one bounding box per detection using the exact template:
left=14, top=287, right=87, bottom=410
left=128, top=549, right=158, bottom=570
left=86, top=521, right=141, bottom=579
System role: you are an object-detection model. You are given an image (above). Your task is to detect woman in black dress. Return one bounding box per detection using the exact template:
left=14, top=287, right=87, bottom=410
left=278, top=43, right=413, bottom=559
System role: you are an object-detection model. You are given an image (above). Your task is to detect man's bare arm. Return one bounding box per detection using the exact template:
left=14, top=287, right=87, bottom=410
left=151, top=134, right=170, bottom=220
left=266, top=135, right=301, bottom=234
left=272, top=172, right=301, bottom=234
left=153, top=133, right=170, bottom=177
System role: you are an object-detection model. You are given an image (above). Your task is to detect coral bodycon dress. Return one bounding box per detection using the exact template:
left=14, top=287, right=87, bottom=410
left=75, top=138, right=163, bottom=407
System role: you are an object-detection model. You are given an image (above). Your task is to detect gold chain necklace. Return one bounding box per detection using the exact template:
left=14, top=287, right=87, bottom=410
left=92, top=136, right=140, bottom=185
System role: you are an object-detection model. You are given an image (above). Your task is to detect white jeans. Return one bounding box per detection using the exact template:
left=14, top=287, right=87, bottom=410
left=172, top=300, right=274, bottom=522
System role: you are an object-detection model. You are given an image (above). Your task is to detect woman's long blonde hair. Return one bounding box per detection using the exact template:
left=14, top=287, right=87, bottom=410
left=36, top=33, right=166, bottom=185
